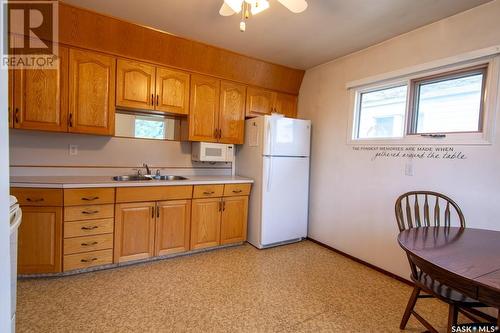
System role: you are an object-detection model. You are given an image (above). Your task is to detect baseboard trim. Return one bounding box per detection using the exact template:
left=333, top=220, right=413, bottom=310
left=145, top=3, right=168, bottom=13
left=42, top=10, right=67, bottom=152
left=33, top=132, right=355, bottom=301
left=307, top=237, right=413, bottom=287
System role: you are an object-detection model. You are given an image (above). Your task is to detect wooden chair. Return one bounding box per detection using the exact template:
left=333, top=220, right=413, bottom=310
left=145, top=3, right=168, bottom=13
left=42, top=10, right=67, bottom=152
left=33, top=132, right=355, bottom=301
left=395, top=191, right=495, bottom=333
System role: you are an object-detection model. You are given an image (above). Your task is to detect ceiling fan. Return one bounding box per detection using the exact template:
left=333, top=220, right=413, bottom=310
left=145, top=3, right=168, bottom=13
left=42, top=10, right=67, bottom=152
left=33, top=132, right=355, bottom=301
left=219, top=0, right=308, bottom=32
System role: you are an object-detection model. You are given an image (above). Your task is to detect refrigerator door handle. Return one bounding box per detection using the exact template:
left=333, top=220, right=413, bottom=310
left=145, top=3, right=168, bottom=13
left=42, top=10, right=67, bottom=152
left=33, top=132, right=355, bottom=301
left=266, top=121, right=273, bottom=155
left=266, top=156, right=273, bottom=192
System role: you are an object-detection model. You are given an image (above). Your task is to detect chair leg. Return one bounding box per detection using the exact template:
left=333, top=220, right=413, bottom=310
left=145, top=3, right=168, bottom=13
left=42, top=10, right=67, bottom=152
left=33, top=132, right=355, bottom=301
left=447, top=304, right=458, bottom=333
left=400, top=286, right=421, bottom=329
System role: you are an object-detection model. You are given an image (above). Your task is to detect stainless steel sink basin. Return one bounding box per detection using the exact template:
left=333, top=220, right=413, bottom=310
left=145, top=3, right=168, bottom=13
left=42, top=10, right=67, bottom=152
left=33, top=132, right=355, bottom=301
left=112, top=175, right=153, bottom=181
left=152, top=175, right=188, bottom=181
left=112, top=175, right=188, bottom=181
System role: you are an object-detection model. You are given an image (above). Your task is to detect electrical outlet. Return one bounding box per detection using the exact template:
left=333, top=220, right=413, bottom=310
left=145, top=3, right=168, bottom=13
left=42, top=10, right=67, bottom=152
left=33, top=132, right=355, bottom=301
left=69, top=144, right=78, bottom=156
left=405, top=160, right=414, bottom=176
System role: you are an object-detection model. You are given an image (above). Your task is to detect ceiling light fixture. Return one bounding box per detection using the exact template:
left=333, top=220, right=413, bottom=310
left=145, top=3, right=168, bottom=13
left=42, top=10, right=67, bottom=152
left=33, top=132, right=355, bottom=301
left=219, top=0, right=308, bottom=32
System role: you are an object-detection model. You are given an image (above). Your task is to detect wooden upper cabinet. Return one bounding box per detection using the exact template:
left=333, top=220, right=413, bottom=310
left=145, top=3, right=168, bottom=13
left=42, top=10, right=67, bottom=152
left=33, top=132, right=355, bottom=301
left=69, top=49, right=116, bottom=135
left=274, top=93, right=298, bottom=118
left=114, top=202, right=155, bottom=263
left=13, top=47, right=69, bottom=132
left=155, top=200, right=191, bottom=256
left=221, top=196, right=248, bottom=245
left=219, top=81, right=246, bottom=144
left=156, top=67, right=190, bottom=115
left=246, top=87, right=276, bottom=117
left=8, top=69, right=14, bottom=129
left=18, top=206, right=62, bottom=274
left=190, top=198, right=221, bottom=250
left=116, top=59, right=155, bottom=110
left=189, top=74, right=220, bottom=142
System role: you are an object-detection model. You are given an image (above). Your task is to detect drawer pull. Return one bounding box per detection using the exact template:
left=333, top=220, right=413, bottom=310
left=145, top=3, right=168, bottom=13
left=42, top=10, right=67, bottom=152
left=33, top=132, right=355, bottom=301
left=81, top=241, right=98, bottom=246
left=232, top=189, right=243, bottom=193
left=81, top=196, right=99, bottom=201
left=80, top=258, right=98, bottom=263
left=26, top=198, right=44, bottom=202
left=203, top=191, right=215, bottom=195
left=81, top=226, right=98, bottom=230
left=82, top=210, right=99, bottom=215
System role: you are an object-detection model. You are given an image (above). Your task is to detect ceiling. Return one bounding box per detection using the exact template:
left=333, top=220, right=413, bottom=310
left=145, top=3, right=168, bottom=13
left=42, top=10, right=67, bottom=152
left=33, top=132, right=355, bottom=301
left=62, top=0, right=492, bottom=69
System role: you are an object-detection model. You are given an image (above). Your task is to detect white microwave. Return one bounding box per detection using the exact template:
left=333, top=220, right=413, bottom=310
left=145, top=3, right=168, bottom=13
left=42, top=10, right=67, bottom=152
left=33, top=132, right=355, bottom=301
left=192, top=142, right=234, bottom=162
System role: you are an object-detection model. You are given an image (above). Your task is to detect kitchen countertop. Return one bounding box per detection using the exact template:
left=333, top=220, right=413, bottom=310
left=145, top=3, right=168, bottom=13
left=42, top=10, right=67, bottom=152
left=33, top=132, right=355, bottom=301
left=10, top=175, right=254, bottom=189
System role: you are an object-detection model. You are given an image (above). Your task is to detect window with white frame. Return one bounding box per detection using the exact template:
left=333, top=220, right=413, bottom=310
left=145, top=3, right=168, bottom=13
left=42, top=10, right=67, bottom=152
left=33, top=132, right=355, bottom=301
left=349, top=54, right=499, bottom=145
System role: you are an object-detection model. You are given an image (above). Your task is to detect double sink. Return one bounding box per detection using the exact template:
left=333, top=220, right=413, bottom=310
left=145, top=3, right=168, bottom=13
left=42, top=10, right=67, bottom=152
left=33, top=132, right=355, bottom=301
left=113, top=175, right=188, bottom=182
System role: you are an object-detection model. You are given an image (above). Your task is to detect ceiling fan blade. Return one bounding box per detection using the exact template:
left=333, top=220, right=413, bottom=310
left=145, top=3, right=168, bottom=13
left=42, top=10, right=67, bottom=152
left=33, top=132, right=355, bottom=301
left=219, top=3, right=236, bottom=16
left=277, top=0, right=308, bottom=13
left=224, top=0, right=243, bottom=13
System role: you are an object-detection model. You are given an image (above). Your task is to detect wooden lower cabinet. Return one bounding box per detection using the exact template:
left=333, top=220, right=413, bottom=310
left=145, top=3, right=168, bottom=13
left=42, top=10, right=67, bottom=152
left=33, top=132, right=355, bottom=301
left=190, top=198, right=222, bottom=250
left=18, top=206, right=63, bottom=274
left=221, top=196, right=248, bottom=245
left=114, top=202, right=156, bottom=263
left=155, top=200, right=191, bottom=256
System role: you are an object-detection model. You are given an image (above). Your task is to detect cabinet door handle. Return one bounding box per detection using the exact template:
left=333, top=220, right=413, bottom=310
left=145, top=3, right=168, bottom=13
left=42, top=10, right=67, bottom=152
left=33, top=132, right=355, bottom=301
left=68, top=113, right=73, bottom=127
left=82, top=210, right=99, bottom=215
left=81, top=241, right=98, bottom=246
left=81, top=196, right=99, bottom=201
left=26, top=197, right=44, bottom=202
left=203, top=191, right=215, bottom=195
left=81, top=226, right=98, bottom=230
left=214, top=128, right=218, bottom=139
left=156, top=94, right=159, bottom=106
left=222, top=200, right=226, bottom=211
left=156, top=205, right=160, bottom=218
left=232, top=189, right=242, bottom=193
left=151, top=207, right=154, bottom=218
left=151, top=94, right=154, bottom=106
left=80, top=258, right=98, bottom=263
left=218, top=200, right=222, bottom=212
left=14, top=108, right=19, bottom=124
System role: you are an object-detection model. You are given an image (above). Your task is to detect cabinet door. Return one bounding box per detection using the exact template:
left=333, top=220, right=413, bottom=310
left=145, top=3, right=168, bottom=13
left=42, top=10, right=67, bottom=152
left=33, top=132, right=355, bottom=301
left=246, top=87, right=276, bottom=117
left=8, top=69, right=13, bottom=129
left=190, top=198, right=221, bottom=250
left=188, top=75, right=220, bottom=142
left=219, top=81, right=246, bottom=144
left=18, top=206, right=62, bottom=274
left=156, top=67, right=190, bottom=115
left=114, top=202, right=155, bottom=263
left=220, top=196, right=248, bottom=245
left=69, top=49, right=116, bottom=135
left=13, top=47, right=69, bottom=132
left=274, top=93, right=298, bottom=118
left=155, top=200, right=191, bottom=256
left=116, top=59, right=155, bottom=110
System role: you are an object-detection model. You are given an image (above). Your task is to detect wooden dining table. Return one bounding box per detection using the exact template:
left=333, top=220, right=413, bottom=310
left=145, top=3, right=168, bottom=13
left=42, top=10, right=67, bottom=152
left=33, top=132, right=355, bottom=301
left=398, top=226, right=500, bottom=325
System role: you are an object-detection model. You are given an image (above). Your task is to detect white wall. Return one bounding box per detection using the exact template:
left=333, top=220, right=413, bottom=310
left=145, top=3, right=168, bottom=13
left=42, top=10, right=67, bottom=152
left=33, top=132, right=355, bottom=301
left=299, top=0, right=500, bottom=279
left=9, top=131, right=231, bottom=176
left=0, top=3, right=13, bottom=331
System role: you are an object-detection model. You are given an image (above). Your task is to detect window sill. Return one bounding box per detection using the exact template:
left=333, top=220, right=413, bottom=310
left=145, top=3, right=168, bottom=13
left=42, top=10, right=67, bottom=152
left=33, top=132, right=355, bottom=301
left=348, top=133, right=492, bottom=146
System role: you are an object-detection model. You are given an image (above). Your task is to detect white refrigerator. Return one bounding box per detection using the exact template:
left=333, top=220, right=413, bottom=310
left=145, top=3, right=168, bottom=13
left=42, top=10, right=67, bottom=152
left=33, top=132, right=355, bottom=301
left=237, top=115, right=311, bottom=249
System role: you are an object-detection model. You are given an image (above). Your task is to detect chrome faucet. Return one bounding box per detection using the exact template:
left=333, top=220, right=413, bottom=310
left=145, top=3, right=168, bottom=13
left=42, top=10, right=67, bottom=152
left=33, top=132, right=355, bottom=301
left=143, top=163, right=151, bottom=175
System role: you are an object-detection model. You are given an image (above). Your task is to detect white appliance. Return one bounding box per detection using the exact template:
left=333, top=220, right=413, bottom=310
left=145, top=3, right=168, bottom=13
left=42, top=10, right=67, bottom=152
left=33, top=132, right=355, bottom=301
left=9, top=196, right=22, bottom=333
left=192, top=142, right=234, bottom=162
left=237, top=115, right=311, bottom=248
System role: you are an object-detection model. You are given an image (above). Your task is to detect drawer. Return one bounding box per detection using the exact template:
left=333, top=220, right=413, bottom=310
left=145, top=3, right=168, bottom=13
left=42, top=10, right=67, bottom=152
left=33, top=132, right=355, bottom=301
left=64, top=233, right=113, bottom=255
left=193, top=185, right=224, bottom=198
left=64, top=218, right=114, bottom=238
left=223, top=183, right=251, bottom=197
left=63, top=249, right=113, bottom=272
left=11, top=188, right=63, bottom=206
left=64, top=204, right=114, bottom=221
left=116, top=186, right=193, bottom=203
left=64, top=188, right=115, bottom=206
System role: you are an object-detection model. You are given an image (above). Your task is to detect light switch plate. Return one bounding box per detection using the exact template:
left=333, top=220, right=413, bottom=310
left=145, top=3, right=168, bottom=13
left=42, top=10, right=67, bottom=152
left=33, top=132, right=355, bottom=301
left=69, top=144, right=78, bottom=156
